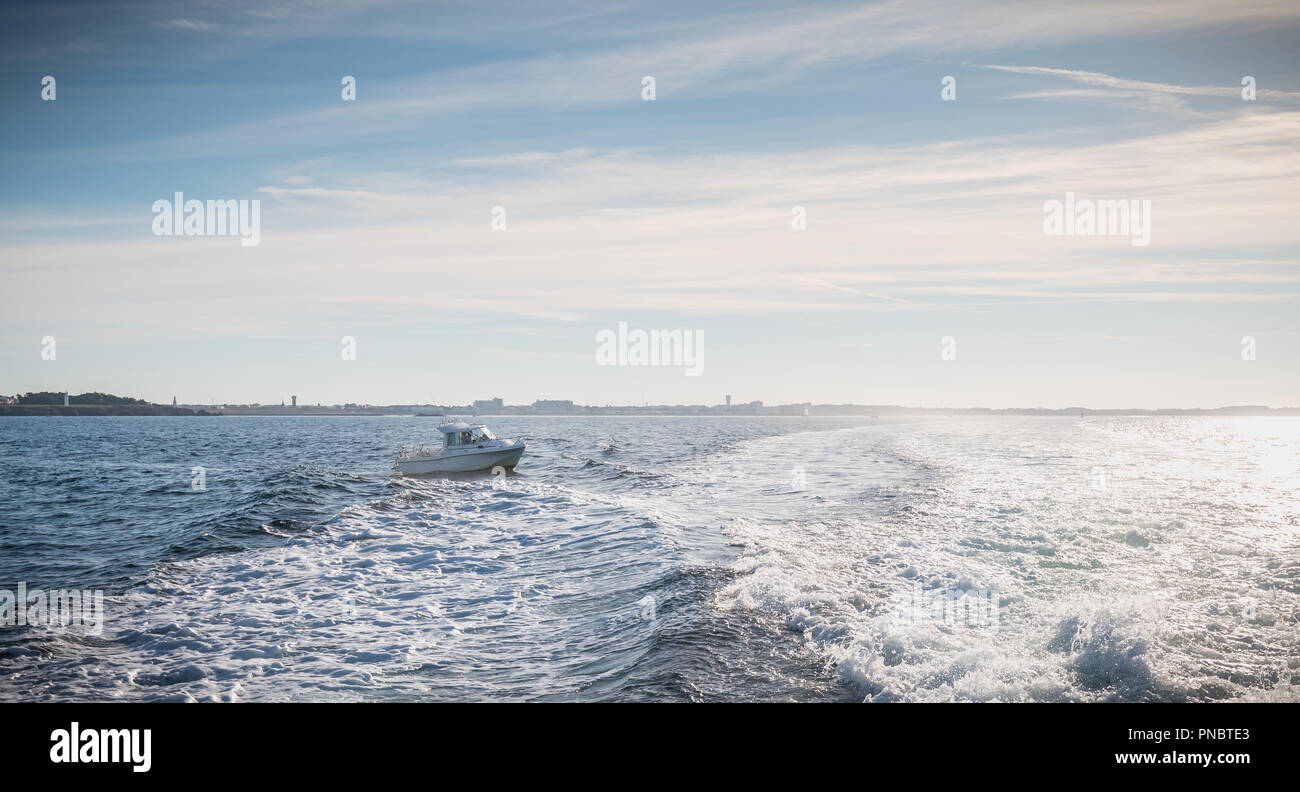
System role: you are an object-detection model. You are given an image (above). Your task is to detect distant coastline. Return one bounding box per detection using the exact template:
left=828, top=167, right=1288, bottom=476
left=0, top=391, right=221, bottom=416
left=217, top=405, right=1300, bottom=417
left=2, top=391, right=1296, bottom=418
left=0, top=404, right=222, bottom=416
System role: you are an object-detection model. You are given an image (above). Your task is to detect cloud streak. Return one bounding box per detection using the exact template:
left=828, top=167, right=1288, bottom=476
left=985, top=64, right=1300, bottom=109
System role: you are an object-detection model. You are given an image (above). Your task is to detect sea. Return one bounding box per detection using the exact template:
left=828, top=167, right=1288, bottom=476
left=1, top=415, right=1297, bottom=702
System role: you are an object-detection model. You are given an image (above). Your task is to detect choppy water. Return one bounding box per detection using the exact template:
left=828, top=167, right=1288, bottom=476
left=1, top=415, right=1297, bottom=702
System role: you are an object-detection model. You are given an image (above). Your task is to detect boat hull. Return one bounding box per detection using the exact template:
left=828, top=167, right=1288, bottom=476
left=396, top=443, right=525, bottom=475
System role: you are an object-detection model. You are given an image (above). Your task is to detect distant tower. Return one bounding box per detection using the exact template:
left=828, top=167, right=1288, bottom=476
left=63, top=392, right=69, bottom=407
left=292, top=395, right=298, bottom=407
left=172, top=396, right=177, bottom=406
left=725, top=394, right=732, bottom=408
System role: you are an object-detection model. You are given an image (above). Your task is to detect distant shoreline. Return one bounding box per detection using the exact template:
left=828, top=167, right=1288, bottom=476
left=3, top=405, right=1297, bottom=417
left=0, top=405, right=221, bottom=416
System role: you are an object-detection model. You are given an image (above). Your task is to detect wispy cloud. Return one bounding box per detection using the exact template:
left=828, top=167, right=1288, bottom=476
left=985, top=64, right=1300, bottom=109
left=794, top=277, right=911, bottom=304
left=154, top=19, right=216, bottom=32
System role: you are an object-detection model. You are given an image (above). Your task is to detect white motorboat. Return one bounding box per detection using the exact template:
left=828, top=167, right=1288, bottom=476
left=395, top=420, right=526, bottom=475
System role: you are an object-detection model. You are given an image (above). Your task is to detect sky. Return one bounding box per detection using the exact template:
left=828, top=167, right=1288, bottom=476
left=1, top=0, right=1298, bottom=409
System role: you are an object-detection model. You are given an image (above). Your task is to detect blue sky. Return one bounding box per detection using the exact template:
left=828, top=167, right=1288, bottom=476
left=2, top=0, right=1298, bottom=408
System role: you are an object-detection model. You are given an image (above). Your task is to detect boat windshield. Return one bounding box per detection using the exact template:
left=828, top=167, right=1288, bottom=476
left=444, top=427, right=495, bottom=447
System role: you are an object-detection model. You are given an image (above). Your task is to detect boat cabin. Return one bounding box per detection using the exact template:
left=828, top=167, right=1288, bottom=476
left=438, top=422, right=497, bottom=448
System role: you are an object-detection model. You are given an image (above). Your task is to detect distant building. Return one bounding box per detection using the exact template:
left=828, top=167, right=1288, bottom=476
left=474, top=397, right=504, bottom=413
left=533, top=399, right=577, bottom=414
left=172, top=396, right=177, bottom=406
left=725, top=394, right=732, bottom=407
left=63, top=392, right=69, bottom=407
left=292, top=395, right=298, bottom=407
left=726, top=399, right=763, bottom=415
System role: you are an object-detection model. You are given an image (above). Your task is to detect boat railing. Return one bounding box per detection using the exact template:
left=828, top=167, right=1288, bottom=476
left=396, top=443, right=441, bottom=460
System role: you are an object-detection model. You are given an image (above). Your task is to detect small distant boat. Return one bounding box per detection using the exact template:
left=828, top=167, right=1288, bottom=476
left=395, top=419, right=525, bottom=474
